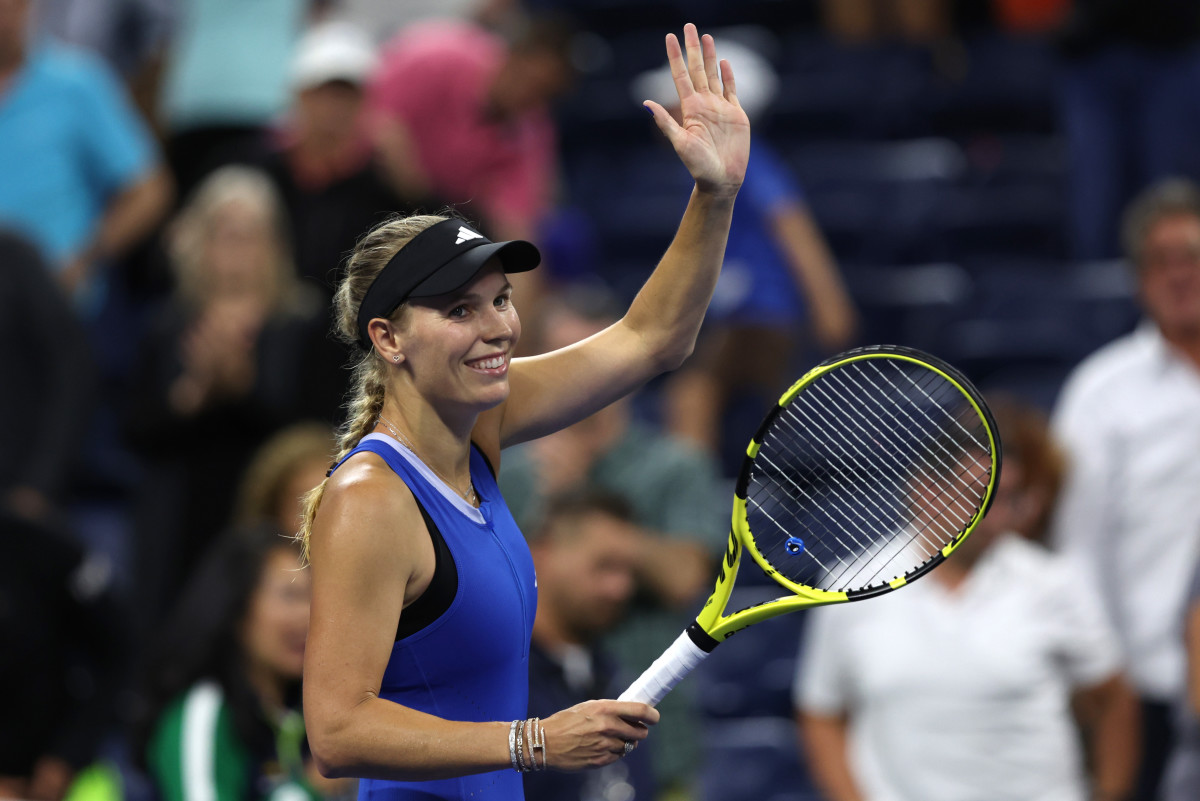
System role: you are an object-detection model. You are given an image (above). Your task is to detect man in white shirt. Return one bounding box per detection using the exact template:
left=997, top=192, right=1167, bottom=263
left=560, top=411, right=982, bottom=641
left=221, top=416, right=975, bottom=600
left=1051, top=178, right=1200, bottom=801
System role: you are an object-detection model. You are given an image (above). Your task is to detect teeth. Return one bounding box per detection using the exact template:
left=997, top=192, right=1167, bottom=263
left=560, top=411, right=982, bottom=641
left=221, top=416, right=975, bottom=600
left=473, top=356, right=505, bottom=369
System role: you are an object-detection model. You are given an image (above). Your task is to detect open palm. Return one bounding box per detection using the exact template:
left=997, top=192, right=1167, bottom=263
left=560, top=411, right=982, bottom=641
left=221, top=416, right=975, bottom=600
left=644, top=24, right=751, bottom=198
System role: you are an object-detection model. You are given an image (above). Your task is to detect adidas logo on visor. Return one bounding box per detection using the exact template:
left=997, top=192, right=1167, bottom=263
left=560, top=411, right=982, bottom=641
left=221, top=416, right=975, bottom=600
left=456, top=226, right=484, bottom=245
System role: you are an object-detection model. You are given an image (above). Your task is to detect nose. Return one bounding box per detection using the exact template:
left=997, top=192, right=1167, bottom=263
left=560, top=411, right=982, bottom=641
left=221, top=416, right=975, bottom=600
left=482, top=303, right=517, bottom=343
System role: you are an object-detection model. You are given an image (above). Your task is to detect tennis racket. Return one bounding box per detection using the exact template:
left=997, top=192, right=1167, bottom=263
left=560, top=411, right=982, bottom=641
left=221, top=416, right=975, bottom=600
left=619, top=344, right=1001, bottom=705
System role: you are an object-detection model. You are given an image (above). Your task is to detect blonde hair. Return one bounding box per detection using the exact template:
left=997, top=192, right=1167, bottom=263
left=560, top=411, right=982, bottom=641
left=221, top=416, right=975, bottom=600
left=169, top=165, right=306, bottom=314
left=297, top=213, right=450, bottom=561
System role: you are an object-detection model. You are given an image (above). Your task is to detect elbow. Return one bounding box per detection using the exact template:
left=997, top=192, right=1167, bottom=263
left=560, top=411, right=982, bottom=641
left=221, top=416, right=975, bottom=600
left=306, top=716, right=358, bottom=779
left=308, top=736, right=354, bottom=780
left=653, top=338, right=696, bottom=375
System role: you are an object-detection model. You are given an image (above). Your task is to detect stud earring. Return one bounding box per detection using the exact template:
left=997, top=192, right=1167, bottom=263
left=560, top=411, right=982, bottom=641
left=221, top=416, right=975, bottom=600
left=393, top=355, right=400, bottom=362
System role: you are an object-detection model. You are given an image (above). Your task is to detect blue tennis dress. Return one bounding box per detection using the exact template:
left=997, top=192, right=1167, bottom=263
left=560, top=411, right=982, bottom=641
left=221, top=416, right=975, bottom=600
left=331, top=433, right=537, bottom=800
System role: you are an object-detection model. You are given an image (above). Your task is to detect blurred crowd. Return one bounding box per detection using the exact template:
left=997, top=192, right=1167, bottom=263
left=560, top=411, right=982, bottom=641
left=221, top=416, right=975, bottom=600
left=4, top=1, right=1200, bottom=801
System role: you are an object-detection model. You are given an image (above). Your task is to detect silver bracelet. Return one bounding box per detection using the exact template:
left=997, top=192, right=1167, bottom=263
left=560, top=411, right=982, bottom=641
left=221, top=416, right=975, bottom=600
left=508, top=720, right=520, bottom=773
left=516, top=717, right=527, bottom=772
left=528, top=717, right=546, bottom=771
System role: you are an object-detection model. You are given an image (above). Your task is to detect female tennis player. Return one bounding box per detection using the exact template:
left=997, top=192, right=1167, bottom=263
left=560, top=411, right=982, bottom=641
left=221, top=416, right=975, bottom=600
left=298, top=22, right=749, bottom=800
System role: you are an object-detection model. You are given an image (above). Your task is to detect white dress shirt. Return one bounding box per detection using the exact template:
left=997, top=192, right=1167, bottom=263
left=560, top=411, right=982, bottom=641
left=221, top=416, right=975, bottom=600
left=794, top=534, right=1121, bottom=801
left=1050, top=322, right=1200, bottom=700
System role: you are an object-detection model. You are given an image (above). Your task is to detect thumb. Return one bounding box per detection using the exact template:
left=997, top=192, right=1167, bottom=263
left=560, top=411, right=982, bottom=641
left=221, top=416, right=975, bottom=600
left=643, top=101, right=684, bottom=149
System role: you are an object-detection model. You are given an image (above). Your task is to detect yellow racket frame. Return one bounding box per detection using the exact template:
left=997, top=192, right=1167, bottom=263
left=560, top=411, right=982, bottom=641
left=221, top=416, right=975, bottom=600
left=693, top=346, right=1001, bottom=645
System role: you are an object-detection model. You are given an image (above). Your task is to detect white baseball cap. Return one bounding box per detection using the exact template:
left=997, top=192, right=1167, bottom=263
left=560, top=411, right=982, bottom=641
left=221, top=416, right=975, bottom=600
left=291, top=21, right=378, bottom=91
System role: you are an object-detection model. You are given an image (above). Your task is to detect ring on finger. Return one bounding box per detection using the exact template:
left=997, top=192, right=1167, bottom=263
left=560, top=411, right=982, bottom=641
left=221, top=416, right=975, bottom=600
left=623, top=740, right=636, bottom=756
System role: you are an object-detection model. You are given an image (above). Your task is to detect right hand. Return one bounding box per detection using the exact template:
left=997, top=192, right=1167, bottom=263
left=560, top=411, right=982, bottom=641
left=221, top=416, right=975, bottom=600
left=541, top=699, right=660, bottom=770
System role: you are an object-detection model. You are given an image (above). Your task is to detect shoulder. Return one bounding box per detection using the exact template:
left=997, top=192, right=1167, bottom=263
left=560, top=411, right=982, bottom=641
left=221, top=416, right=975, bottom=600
left=1054, top=327, right=1154, bottom=424
left=990, top=535, right=1093, bottom=598
left=1059, top=328, right=1153, bottom=401
left=147, top=680, right=232, bottom=759
left=313, top=450, right=424, bottom=556
left=30, top=41, right=123, bottom=100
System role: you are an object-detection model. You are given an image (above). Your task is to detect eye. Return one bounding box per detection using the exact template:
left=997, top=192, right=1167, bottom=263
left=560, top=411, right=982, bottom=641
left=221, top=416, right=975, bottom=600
left=448, top=304, right=469, bottom=319
left=494, top=292, right=512, bottom=310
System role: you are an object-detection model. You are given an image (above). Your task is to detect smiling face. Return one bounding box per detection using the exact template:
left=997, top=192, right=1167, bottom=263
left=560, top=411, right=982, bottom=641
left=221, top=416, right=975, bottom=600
left=1138, top=212, right=1200, bottom=341
left=397, top=262, right=521, bottom=414
left=240, top=546, right=311, bottom=683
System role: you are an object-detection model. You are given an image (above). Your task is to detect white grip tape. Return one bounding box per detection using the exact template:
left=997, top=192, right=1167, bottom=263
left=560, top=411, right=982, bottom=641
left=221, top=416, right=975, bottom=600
left=618, top=631, right=711, bottom=706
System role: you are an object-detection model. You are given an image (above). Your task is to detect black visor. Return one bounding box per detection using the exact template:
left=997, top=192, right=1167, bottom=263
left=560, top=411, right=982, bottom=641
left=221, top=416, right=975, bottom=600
left=356, top=219, right=541, bottom=348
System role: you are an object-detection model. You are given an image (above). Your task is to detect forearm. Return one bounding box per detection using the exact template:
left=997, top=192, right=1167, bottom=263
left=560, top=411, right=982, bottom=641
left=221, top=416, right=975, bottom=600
left=1087, top=697, right=1140, bottom=800
left=772, top=206, right=858, bottom=350
left=799, top=713, right=865, bottom=801
left=1076, top=676, right=1140, bottom=801
left=76, top=168, right=172, bottom=267
left=622, top=187, right=736, bottom=371
left=308, top=697, right=512, bottom=781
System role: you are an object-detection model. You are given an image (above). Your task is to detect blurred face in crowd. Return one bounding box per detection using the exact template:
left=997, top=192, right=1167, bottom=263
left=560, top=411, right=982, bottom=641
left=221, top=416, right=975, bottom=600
left=241, top=546, right=311, bottom=683
left=535, top=510, right=639, bottom=643
left=205, top=199, right=278, bottom=298
left=492, top=49, right=572, bottom=116
left=1139, top=212, right=1200, bottom=340
left=296, top=80, right=365, bottom=146
left=949, top=458, right=1023, bottom=566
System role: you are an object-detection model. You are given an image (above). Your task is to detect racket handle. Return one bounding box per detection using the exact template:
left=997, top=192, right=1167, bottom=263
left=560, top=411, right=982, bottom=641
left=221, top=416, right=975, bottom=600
left=618, top=630, right=711, bottom=706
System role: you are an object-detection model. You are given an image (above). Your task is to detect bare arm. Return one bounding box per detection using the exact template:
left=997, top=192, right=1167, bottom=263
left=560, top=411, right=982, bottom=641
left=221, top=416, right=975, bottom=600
left=797, top=711, right=865, bottom=801
left=1072, top=673, right=1140, bottom=801
left=769, top=202, right=859, bottom=350
left=487, top=24, right=750, bottom=448
left=303, top=456, right=658, bottom=779
left=61, top=166, right=173, bottom=293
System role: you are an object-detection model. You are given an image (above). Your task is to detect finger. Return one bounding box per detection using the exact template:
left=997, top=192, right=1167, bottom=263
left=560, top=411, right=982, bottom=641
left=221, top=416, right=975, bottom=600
left=643, top=100, right=684, bottom=149
left=719, top=58, right=741, bottom=107
left=701, top=33, right=721, bottom=94
left=664, top=32, right=693, bottom=104
left=682, top=23, right=707, bottom=93
left=612, top=701, right=661, bottom=726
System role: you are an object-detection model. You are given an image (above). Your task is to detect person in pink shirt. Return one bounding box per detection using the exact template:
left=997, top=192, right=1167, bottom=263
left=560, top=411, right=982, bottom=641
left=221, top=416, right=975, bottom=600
left=367, top=16, right=572, bottom=244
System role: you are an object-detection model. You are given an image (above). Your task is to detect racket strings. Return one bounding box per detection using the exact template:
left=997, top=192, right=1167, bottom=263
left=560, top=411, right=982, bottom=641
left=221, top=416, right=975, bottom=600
left=745, top=358, right=993, bottom=593
left=825, top=366, right=989, bottom=523
left=825, top=363, right=991, bottom=525
left=766, top=398, right=949, bottom=589
left=766, top=409, right=945, bottom=589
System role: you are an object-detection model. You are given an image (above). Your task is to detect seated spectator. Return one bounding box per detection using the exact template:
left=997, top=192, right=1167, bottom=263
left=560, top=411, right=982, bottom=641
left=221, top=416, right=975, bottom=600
left=124, top=166, right=327, bottom=636
left=794, top=396, right=1139, bottom=801
left=234, top=421, right=336, bottom=535
left=523, top=489, right=656, bottom=801
left=0, top=0, right=172, bottom=308
left=0, top=508, right=127, bottom=801
left=133, top=522, right=326, bottom=801
left=498, top=285, right=728, bottom=793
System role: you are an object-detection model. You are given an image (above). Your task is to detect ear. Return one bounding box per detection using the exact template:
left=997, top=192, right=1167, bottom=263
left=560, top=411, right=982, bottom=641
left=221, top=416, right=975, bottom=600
left=367, top=317, right=405, bottom=365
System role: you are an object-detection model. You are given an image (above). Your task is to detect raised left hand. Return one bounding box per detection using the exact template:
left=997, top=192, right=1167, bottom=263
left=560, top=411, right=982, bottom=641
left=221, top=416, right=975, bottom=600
left=643, top=23, right=751, bottom=199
